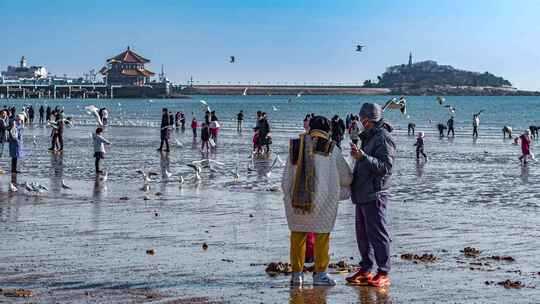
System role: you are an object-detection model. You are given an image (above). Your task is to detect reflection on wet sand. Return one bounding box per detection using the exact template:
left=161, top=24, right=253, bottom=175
left=355, top=286, right=392, bottom=304
left=415, top=160, right=425, bottom=178
left=520, top=164, right=529, bottom=184
left=289, top=287, right=330, bottom=304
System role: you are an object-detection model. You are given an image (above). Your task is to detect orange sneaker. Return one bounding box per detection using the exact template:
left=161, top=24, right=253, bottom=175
left=368, top=273, right=391, bottom=288
left=346, top=269, right=373, bottom=285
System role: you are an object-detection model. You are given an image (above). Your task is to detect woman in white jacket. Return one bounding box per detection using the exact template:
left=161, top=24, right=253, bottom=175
left=282, top=116, right=352, bottom=286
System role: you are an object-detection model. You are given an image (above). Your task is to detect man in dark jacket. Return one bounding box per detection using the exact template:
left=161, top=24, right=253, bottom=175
left=157, top=108, right=172, bottom=152
left=447, top=116, right=455, bottom=137
left=346, top=102, right=396, bottom=288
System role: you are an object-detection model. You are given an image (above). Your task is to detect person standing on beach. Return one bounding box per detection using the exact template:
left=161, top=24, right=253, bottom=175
left=349, top=119, right=360, bottom=145
left=101, top=108, right=109, bottom=126
left=447, top=116, right=455, bottom=137
left=45, top=106, right=51, bottom=122
left=39, top=106, right=44, bottom=124
left=347, top=103, right=396, bottom=288
left=180, top=112, right=186, bottom=132
left=0, top=110, right=8, bottom=159
left=282, top=115, right=352, bottom=287
left=209, top=111, right=220, bottom=144
left=158, top=108, right=172, bottom=152
left=93, top=127, right=111, bottom=174
left=8, top=115, right=24, bottom=173
left=414, top=131, right=427, bottom=161
left=201, top=122, right=210, bottom=152
left=330, top=115, right=346, bottom=148
left=473, top=114, right=480, bottom=138
left=191, top=115, right=198, bottom=138
left=175, top=112, right=181, bottom=129
left=28, top=106, right=34, bottom=125
left=515, top=129, right=532, bottom=165
left=237, top=110, right=244, bottom=132
left=259, top=112, right=271, bottom=153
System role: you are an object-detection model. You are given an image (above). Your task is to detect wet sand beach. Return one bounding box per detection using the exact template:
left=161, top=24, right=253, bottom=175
left=1, top=96, right=539, bottom=303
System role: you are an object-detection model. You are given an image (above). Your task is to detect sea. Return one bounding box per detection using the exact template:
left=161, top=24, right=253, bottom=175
left=0, top=95, right=539, bottom=303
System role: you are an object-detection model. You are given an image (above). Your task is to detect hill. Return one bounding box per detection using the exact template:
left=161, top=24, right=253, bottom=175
left=363, top=58, right=540, bottom=96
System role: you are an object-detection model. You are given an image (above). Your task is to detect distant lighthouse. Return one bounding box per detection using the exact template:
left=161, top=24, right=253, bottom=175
left=408, top=52, right=413, bottom=67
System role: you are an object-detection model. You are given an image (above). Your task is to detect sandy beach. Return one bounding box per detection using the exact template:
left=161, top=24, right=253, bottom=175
left=0, top=97, right=539, bottom=303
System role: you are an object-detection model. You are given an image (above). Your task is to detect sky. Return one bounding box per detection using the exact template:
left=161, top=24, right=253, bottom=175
left=1, top=0, right=539, bottom=90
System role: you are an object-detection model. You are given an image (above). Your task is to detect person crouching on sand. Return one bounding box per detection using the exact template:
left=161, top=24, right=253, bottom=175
left=93, top=127, right=111, bottom=174
left=282, top=115, right=352, bottom=287
left=515, top=129, right=533, bottom=164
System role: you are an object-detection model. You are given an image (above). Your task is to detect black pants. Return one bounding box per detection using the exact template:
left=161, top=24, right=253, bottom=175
left=416, top=147, right=427, bottom=159
left=473, top=126, right=478, bottom=138
left=447, top=127, right=455, bottom=137
left=11, top=158, right=17, bottom=173
left=192, top=128, right=197, bottom=137
left=51, top=134, right=63, bottom=150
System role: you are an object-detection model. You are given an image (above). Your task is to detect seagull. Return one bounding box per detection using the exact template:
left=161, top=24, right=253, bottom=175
left=296, top=92, right=303, bottom=98
left=191, top=159, right=225, bottom=170
left=272, top=106, right=279, bottom=111
left=199, top=100, right=211, bottom=112
left=383, top=97, right=407, bottom=115
left=137, top=170, right=158, bottom=184
left=24, top=182, right=36, bottom=193
left=179, top=175, right=184, bottom=185
left=165, top=169, right=173, bottom=179
left=32, top=136, right=37, bottom=146
left=84, top=105, right=103, bottom=126
left=356, top=45, right=366, bottom=52
left=437, top=96, right=445, bottom=105
left=9, top=183, right=18, bottom=192
left=266, top=156, right=283, bottom=178
left=242, top=87, right=248, bottom=96
left=230, top=56, right=235, bottom=63
left=61, top=179, right=71, bottom=189
left=148, top=99, right=154, bottom=103
left=187, top=163, right=202, bottom=174
left=444, top=105, right=456, bottom=114
left=174, top=138, right=183, bottom=147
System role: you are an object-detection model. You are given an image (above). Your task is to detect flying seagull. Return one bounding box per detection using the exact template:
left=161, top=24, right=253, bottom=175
left=199, top=100, right=211, bottom=112
left=84, top=105, right=103, bottom=126
left=242, top=88, right=248, bottom=96
left=272, top=106, right=279, bottom=111
left=230, top=56, right=235, bottom=63
left=382, top=97, right=407, bottom=115
left=356, top=45, right=366, bottom=52
left=437, top=96, right=445, bottom=105
left=444, top=105, right=456, bottom=114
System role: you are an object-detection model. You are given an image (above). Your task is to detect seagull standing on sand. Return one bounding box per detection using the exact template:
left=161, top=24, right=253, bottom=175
left=61, top=179, right=71, bottom=189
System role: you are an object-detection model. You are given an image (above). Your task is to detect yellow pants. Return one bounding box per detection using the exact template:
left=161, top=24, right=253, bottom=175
left=290, top=231, right=330, bottom=273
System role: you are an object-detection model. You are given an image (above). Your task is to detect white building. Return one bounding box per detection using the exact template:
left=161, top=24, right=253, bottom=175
left=1, top=56, right=48, bottom=80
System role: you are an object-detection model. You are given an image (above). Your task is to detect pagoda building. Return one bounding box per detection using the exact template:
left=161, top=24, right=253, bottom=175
left=100, top=47, right=155, bottom=86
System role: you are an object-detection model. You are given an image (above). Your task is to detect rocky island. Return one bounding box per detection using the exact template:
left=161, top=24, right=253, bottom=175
left=363, top=54, right=540, bottom=96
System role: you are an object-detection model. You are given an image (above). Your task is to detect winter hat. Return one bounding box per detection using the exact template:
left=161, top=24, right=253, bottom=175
left=359, top=103, right=382, bottom=122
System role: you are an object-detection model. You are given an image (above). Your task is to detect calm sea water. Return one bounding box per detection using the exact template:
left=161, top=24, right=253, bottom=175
left=0, top=96, right=539, bottom=303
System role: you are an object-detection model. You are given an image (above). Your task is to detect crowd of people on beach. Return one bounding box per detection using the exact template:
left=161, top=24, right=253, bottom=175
left=0, top=99, right=537, bottom=290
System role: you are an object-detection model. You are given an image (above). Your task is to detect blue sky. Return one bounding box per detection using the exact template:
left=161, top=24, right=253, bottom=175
left=1, top=0, right=539, bottom=90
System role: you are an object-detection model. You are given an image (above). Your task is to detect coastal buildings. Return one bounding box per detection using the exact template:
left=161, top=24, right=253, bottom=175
left=1, top=56, right=48, bottom=80
left=99, top=47, right=155, bottom=86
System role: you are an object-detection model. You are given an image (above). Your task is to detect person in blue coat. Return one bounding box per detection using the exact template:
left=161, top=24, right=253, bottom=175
left=8, top=115, right=24, bottom=173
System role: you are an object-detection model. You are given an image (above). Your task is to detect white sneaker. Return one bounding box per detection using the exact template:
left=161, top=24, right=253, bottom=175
left=313, top=272, right=336, bottom=286
left=290, top=272, right=304, bottom=287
